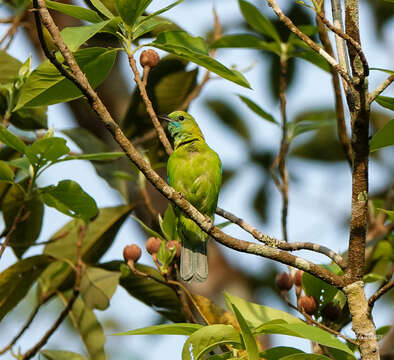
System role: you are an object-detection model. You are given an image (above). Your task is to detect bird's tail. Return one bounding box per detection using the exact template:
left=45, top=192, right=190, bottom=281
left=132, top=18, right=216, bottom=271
left=178, top=216, right=208, bottom=282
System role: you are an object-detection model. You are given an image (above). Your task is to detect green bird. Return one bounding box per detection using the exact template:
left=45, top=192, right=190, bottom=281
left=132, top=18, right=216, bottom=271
left=164, top=111, right=222, bottom=282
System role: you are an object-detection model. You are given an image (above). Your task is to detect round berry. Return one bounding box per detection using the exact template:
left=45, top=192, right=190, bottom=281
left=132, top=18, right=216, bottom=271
left=294, top=270, right=304, bottom=287
left=140, top=49, right=160, bottom=68
left=123, top=244, right=142, bottom=263
left=298, top=295, right=317, bottom=315
left=146, top=237, right=162, bottom=255
left=166, top=240, right=181, bottom=257
left=275, top=272, right=294, bottom=291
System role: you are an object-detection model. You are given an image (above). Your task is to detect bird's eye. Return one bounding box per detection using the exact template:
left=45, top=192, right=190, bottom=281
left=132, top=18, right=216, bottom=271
left=178, top=115, right=184, bottom=121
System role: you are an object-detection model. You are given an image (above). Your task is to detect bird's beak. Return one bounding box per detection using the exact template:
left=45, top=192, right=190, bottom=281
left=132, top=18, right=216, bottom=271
left=158, top=115, right=172, bottom=122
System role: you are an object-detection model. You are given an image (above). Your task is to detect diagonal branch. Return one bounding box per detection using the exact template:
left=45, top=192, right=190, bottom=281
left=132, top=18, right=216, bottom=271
left=368, top=278, right=394, bottom=310
left=369, top=74, right=394, bottom=104
left=33, top=0, right=344, bottom=289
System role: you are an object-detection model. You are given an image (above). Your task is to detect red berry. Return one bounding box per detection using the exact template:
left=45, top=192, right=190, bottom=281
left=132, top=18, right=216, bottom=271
left=298, top=296, right=317, bottom=315
left=294, top=270, right=304, bottom=287
left=123, top=244, right=142, bottom=263
left=275, top=272, right=294, bottom=291
left=140, top=49, right=160, bottom=67
left=146, top=237, right=162, bottom=255
left=322, top=302, right=341, bottom=322
left=166, top=240, right=181, bottom=257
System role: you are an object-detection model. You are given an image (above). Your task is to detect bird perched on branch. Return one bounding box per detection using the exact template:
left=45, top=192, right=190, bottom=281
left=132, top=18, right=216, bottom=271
left=163, top=111, right=222, bottom=282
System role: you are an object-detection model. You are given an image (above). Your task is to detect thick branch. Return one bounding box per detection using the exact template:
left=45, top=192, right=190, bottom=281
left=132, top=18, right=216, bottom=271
left=33, top=0, right=344, bottom=289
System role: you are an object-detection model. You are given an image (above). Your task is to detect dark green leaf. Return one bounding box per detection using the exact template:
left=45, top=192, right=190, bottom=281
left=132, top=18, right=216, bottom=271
left=376, top=95, right=394, bottom=111
left=0, top=125, right=26, bottom=153
left=281, top=355, right=331, bottom=360
left=133, top=17, right=172, bottom=40
left=61, top=20, right=113, bottom=52
left=211, top=34, right=280, bottom=54
left=40, top=180, right=98, bottom=222
left=232, top=305, right=259, bottom=360
left=370, top=118, right=394, bottom=152
left=259, top=346, right=305, bottom=360
left=25, top=137, right=70, bottom=167
left=239, top=0, right=280, bottom=42
left=2, top=185, right=44, bottom=258
left=0, top=160, right=14, bottom=182
left=114, top=323, right=202, bottom=336
left=151, top=31, right=250, bottom=88
left=80, top=266, right=120, bottom=310
left=45, top=0, right=103, bottom=23
left=41, top=350, right=88, bottom=360
left=15, top=48, right=117, bottom=109
left=182, top=324, right=241, bottom=360
left=115, top=0, right=152, bottom=25
left=90, top=0, right=115, bottom=18
left=9, top=105, right=48, bottom=130
left=238, top=95, right=278, bottom=124
left=0, top=255, right=52, bottom=321
left=0, top=51, right=22, bottom=84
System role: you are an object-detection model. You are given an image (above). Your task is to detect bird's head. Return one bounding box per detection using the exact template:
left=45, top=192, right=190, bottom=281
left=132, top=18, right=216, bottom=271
left=161, top=111, right=204, bottom=148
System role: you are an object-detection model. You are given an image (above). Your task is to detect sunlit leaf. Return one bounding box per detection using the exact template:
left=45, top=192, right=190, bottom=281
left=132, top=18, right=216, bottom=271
left=45, top=0, right=103, bottom=23
left=370, top=118, right=394, bottom=152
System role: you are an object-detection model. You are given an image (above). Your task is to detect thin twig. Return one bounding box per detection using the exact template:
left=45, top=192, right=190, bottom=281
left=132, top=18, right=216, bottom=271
left=0, top=204, right=25, bottom=259
left=316, top=12, right=352, bottom=166
left=369, top=74, right=394, bottom=104
left=264, top=0, right=354, bottom=89
left=216, top=207, right=346, bottom=268
left=127, top=54, right=173, bottom=156
left=32, top=0, right=344, bottom=288
left=180, top=8, right=222, bottom=111
left=368, top=278, right=394, bottom=310
left=0, top=12, right=24, bottom=49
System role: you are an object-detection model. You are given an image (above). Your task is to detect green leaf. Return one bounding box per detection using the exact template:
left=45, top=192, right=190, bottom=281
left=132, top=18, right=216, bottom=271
left=41, top=350, right=88, bottom=360
left=112, top=261, right=185, bottom=322
left=0, top=125, right=27, bottom=153
left=363, top=272, right=386, bottom=283
left=0, top=160, right=14, bottom=182
left=80, top=266, right=120, bottom=310
left=160, top=204, right=178, bottom=240
left=259, top=346, right=305, bottom=360
left=0, top=51, right=22, bottom=84
left=151, top=31, right=250, bottom=89
left=61, top=20, right=112, bottom=52
left=9, top=105, right=48, bottom=130
left=238, top=0, right=280, bottom=43
left=211, top=34, right=280, bottom=54
left=376, top=325, right=392, bottom=339
left=62, top=152, right=125, bottom=161
left=114, top=322, right=202, bottom=336
left=281, top=355, right=331, bottom=360
left=182, top=324, right=241, bottom=360
left=0, top=255, right=52, bottom=321
left=238, top=95, right=278, bottom=124
left=25, top=137, right=70, bottom=167
left=15, top=48, right=117, bottom=109
left=376, top=95, right=394, bottom=111
left=224, top=292, right=303, bottom=328
left=40, top=180, right=98, bottom=222
left=133, top=17, right=172, bottom=40
left=370, top=67, right=394, bottom=75
left=90, top=0, right=115, bottom=19
left=45, top=0, right=103, bottom=23
left=134, top=0, right=183, bottom=28
left=2, top=186, right=44, bottom=257
left=115, top=0, right=152, bottom=25
left=232, top=305, right=259, bottom=360
left=289, top=119, right=335, bottom=139
left=132, top=215, right=165, bottom=240
left=370, top=118, right=394, bottom=152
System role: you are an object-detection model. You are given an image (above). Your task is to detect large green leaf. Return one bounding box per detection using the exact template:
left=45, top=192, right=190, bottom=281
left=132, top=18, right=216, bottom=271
left=90, top=0, right=115, bottom=19
left=0, top=51, right=22, bottom=84
left=182, top=324, right=241, bottom=360
left=41, top=350, right=88, bottom=360
left=254, top=321, right=354, bottom=356
left=25, top=137, right=70, bottom=168
left=40, top=180, right=98, bottom=222
left=114, top=323, right=202, bottom=336
left=115, top=0, right=152, bottom=25
left=238, top=0, right=280, bottom=43
left=9, top=105, right=48, bottom=130
left=0, top=160, right=14, bottom=182
left=133, top=17, right=172, bottom=40
left=2, top=185, right=44, bottom=258
left=0, top=255, right=52, bottom=321
left=45, top=0, right=103, bottom=23
left=370, top=118, right=394, bottom=152
left=376, top=95, right=394, bottom=111
left=60, top=293, right=106, bottom=360
left=15, top=47, right=117, bottom=109
left=151, top=31, right=250, bottom=88
left=281, top=355, right=331, bottom=360
left=0, top=125, right=27, bottom=153
left=102, top=261, right=185, bottom=322
left=80, top=266, right=120, bottom=310
left=210, top=34, right=280, bottom=54
left=259, top=347, right=305, bottom=360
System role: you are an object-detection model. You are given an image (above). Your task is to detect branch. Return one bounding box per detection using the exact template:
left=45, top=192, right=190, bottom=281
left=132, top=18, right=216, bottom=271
left=368, top=278, right=394, bottom=310
left=216, top=207, right=346, bottom=268
left=369, top=74, right=394, bottom=104
left=316, top=12, right=352, bottom=166
left=263, top=0, right=354, bottom=89
left=33, top=0, right=344, bottom=289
